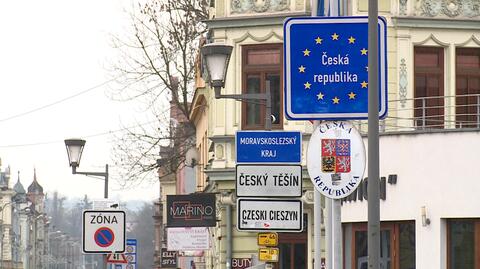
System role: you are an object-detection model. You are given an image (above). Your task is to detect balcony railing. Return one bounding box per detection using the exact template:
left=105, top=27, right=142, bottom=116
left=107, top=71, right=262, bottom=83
left=353, top=93, right=480, bottom=134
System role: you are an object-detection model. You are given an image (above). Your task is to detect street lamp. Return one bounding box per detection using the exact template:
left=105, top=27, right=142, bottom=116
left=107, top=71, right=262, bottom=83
left=64, top=138, right=109, bottom=199
left=201, top=43, right=273, bottom=130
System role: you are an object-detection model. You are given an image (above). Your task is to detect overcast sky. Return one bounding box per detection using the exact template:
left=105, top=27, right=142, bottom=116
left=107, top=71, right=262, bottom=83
left=0, top=0, right=160, bottom=203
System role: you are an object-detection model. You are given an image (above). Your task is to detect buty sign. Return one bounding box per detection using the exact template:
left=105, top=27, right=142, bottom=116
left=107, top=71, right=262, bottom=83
left=167, top=194, right=216, bottom=227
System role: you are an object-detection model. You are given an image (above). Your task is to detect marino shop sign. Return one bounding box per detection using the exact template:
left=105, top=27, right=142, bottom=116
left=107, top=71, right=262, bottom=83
left=166, top=194, right=216, bottom=227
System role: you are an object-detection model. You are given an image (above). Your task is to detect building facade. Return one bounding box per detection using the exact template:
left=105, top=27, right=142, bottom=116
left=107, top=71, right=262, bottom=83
left=341, top=1, right=480, bottom=269
left=186, top=0, right=480, bottom=268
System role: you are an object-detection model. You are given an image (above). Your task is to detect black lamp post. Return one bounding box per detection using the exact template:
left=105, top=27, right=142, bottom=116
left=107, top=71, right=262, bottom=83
left=64, top=138, right=109, bottom=199
left=201, top=43, right=273, bottom=130
left=64, top=138, right=109, bottom=269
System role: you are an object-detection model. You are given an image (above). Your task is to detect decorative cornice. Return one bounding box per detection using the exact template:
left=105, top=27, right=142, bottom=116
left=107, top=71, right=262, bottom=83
left=455, top=34, right=480, bottom=46
left=392, top=16, right=480, bottom=30
left=413, top=34, right=450, bottom=46
left=204, top=12, right=309, bottom=29
left=231, top=0, right=291, bottom=14
left=209, top=135, right=235, bottom=144
left=233, top=30, right=283, bottom=43
left=204, top=168, right=236, bottom=181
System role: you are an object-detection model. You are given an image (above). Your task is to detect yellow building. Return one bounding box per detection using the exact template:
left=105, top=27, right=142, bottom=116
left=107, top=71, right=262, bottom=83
left=188, top=0, right=480, bottom=268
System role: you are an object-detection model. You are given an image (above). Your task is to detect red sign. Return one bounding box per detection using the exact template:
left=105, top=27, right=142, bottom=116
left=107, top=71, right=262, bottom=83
left=321, top=139, right=351, bottom=173
left=94, top=227, right=115, bottom=247
left=106, top=253, right=128, bottom=264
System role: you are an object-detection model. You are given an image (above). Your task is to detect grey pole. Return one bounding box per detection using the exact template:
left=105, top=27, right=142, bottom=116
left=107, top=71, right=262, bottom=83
left=310, top=3, right=323, bottom=268
left=332, top=200, right=342, bottom=269
left=103, top=164, right=109, bottom=269
left=104, top=164, right=109, bottom=199
left=329, top=3, right=342, bottom=269
left=367, top=0, right=380, bottom=269
left=265, top=81, right=272, bottom=131
left=226, top=204, right=232, bottom=269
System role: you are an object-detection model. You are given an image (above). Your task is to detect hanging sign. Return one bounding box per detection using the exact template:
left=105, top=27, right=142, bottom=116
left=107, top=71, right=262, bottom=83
left=307, top=121, right=366, bottom=199
left=166, top=194, right=216, bottom=227
left=167, top=227, right=210, bottom=250
left=161, top=248, right=178, bottom=268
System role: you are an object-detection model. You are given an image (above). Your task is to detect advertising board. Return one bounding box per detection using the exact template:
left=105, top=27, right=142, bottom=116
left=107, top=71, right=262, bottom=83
left=166, top=194, right=216, bottom=227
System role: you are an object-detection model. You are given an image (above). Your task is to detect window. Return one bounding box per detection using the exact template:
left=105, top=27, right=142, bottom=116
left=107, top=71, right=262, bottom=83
left=348, top=221, right=415, bottom=269
left=242, top=44, right=283, bottom=129
left=456, top=48, right=480, bottom=128
left=276, top=214, right=308, bottom=269
left=414, top=47, right=445, bottom=128
left=447, top=219, right=480, bottom=269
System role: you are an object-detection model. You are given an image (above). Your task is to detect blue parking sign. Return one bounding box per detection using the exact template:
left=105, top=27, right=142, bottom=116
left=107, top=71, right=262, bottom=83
left=283, top=16, right=387, bottom=120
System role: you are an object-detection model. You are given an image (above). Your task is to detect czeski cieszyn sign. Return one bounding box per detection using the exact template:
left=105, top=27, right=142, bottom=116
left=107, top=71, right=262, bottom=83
left=307, top=121, right=366, bottom=199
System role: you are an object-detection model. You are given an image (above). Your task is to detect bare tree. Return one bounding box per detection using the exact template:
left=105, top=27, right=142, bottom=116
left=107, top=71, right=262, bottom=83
left=109, top=0, right=208, bottom=185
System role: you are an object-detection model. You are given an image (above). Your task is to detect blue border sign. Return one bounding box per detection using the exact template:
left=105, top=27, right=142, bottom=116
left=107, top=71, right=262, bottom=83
left=236, top=131, right=301, bottom=163
left=283, top=16, right=387, bottom=120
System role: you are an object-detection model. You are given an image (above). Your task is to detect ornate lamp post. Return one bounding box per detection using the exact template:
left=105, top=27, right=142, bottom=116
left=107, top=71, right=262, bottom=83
left=201, top=43, right=273, bottom=130
left=64, top=139, right=109, bottom=199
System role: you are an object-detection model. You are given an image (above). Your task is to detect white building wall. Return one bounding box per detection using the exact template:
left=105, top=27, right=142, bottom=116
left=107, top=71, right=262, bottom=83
left=341, top=130, right=480, bottom=269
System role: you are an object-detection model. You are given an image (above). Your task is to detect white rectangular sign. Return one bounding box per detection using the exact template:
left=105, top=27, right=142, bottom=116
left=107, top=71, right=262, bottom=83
left=236, top=165, right=302, bottom=197
left=83, top=210, right=126, bottom=253
left=237, top=199, right=303, bottom=232
left=167, top=227, right=210, bottom=251
left=93, top=199, right=120, bottom=210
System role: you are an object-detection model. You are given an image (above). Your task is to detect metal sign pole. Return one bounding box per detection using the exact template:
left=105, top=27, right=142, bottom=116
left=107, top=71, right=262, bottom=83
left=367, top=0, right=380, bottom=269
left=310, top=1, right=322, bottom=266
left=329, top=2, right=342, bottom=269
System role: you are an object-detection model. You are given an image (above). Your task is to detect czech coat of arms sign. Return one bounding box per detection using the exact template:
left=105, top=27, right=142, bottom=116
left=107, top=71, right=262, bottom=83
left=307, top=121, right=366, bottom=199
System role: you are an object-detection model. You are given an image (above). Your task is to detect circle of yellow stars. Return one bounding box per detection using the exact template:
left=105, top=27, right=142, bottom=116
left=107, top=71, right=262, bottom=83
left=298, top=33, right=368, bottom=104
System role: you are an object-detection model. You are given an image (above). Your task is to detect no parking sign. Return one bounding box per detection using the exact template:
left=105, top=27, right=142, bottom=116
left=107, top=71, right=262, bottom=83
left=83, top=210, right=126, bottom=253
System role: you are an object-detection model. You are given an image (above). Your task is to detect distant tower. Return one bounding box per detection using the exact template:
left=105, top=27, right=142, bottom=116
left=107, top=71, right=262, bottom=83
left=13, top=171, right=29, bottom=267
left=13, top=171, right=27, bottom=203
left=27, top=168, right=44, bottom=208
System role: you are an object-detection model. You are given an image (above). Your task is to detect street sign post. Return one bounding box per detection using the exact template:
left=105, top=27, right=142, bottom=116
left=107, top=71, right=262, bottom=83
left=283, top=16, right=387, bottom=120
left=82, top=210, right=126, bottom=253
left=107, top=254, right=128, bottom=264
left=307, top=121, right=366, bottom=199
left=237, top=199, right=303, bottom=232
left=257, top=233, right=278, bottom=247
left=236, top=165, right=302, bottom=197
left=93, top=199, right=120, bottom=210
left=167, top=227, right=210, bottom=250
left=125, top=239, right=137, bottom=269
left=236, top=131, right=302, bottom=163
left=258, top=248, right=280, bottom=263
